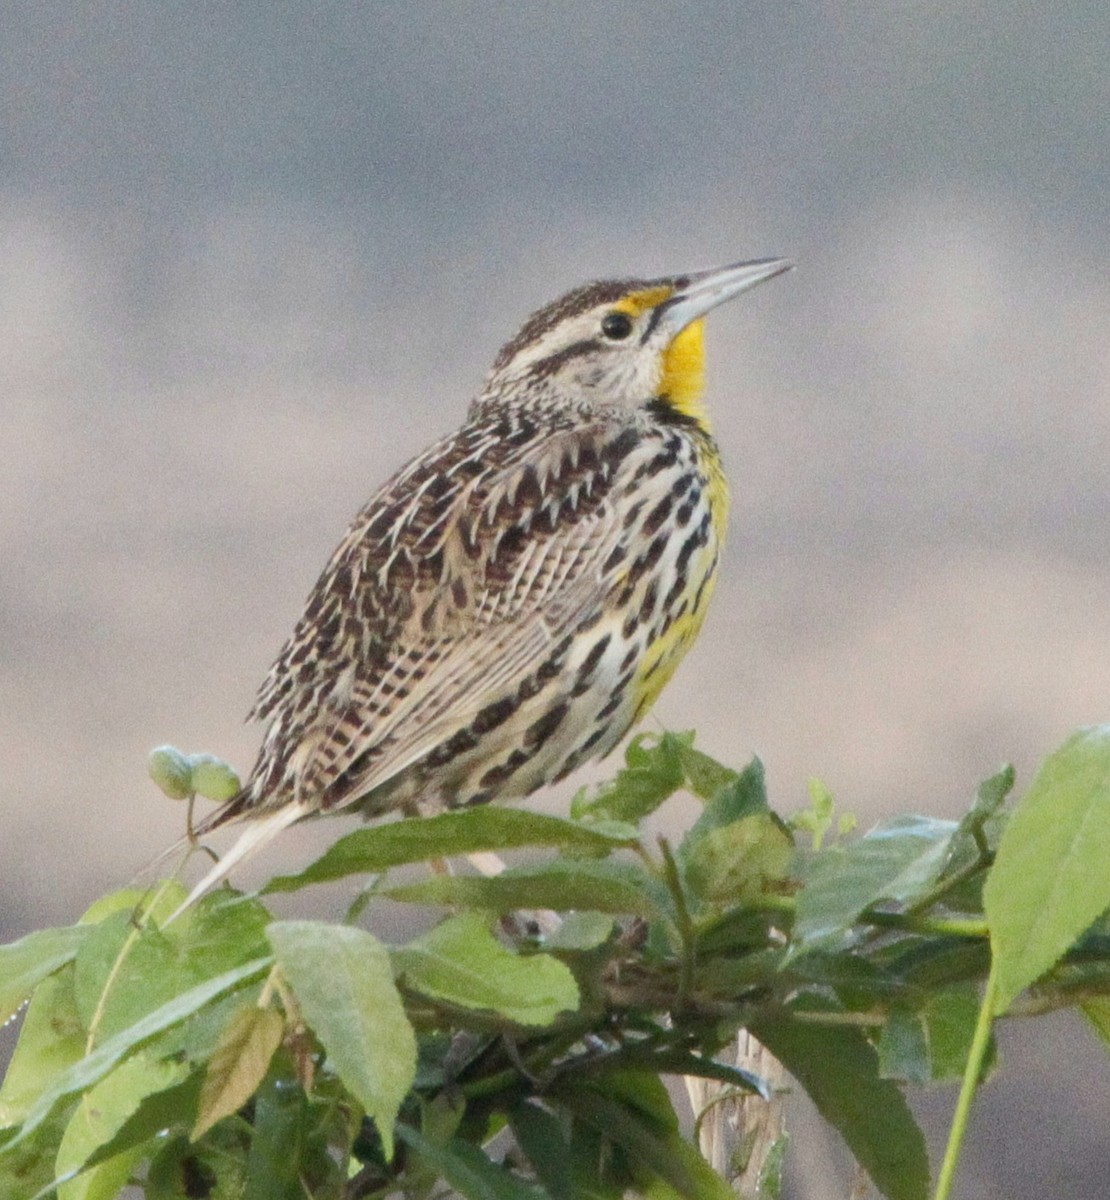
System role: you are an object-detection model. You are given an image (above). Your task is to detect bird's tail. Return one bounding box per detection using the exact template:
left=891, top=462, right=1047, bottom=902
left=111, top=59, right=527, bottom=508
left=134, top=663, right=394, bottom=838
left=134, top=790, right=312, bottom=925
left=163, top=801, right=311, bottom=923
left=132, top=786, right=255, bottom=889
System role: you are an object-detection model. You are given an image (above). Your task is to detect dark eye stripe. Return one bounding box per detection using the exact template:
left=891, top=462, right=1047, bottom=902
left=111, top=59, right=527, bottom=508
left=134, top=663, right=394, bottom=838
left=528, top=339, right=599, bottom=379
left=491, top=277, right=645, bottom=371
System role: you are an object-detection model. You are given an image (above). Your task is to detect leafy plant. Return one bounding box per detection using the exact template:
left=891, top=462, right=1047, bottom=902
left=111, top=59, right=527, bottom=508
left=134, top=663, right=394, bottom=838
left=2, top=728, right=1109, bottom=1200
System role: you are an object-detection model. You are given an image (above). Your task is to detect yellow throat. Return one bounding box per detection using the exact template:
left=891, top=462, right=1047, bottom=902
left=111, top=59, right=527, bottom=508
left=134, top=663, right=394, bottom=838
left=614, top=286, right=711, bottom=430
left=659, top=318, right=708, bottom=427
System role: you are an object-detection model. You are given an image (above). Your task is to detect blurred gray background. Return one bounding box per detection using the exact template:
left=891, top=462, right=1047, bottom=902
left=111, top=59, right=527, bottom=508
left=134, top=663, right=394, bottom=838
left=2, top=3, right=1107, bottom=1195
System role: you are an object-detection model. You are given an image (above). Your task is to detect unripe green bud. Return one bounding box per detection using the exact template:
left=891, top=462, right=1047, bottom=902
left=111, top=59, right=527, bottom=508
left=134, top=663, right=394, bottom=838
left=148, top=745, right=194, bottom=801
left=188, top=753, right=242, bottom=802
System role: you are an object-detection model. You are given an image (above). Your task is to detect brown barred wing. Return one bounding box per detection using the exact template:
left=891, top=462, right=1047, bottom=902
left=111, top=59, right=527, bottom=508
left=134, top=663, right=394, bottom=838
left=238, top=417, right=644, bottom=819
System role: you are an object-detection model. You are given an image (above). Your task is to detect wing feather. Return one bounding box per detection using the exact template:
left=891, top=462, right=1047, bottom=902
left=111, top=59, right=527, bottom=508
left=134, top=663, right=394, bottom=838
left=235, top=413, right=644, bottom=818
left=324, top=505, right=619, bottom=803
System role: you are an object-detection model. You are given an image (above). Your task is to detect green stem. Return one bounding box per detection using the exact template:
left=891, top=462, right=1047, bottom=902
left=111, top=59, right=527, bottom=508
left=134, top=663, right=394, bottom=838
left=458, top=1064, right=521, bottom=1101
left=85, top=877, right=178, bottom=1052
left=458, top=1015, right=600, bottom=1100
left=657, top=837, right=696, bottom=1000
left=933, top=956, right=999, bottom=1200
left=904, top=849, right=991, bottom=919
left=85, top=922, right=143, bottom=1054
left=755, top=894, right=988, bottom=939
left=864, top=911, right=989, bottom=939
left=790, top=1008, right=885, bottom=1028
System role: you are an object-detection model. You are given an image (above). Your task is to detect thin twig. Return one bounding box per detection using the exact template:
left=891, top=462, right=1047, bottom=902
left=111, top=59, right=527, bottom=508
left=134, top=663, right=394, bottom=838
left=933, top=956, right=999, bottom=1200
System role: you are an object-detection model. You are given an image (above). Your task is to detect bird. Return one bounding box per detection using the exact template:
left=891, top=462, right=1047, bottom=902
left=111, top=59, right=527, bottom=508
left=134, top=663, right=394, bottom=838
left=175, top=257, right=791, bottom=911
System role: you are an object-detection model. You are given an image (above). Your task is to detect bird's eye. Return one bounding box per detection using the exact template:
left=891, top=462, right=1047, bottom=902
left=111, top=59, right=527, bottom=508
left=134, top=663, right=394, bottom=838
left=600, top=311, right=633, bottom=341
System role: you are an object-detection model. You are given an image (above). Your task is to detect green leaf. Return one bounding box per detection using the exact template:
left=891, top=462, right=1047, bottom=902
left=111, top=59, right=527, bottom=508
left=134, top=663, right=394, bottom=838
left=542, top=912, right=614, bottom=951
left=681, top=813, right=793, bottom=907
left=922, top=982, right=980, bottom=1080
left=877, top=987, right=979, bottom=1087
left=55, top=1054, right=186, bottom=1200
left=0, top=957, right=271, bottom=1150
left=397, top=1125, right=544, bottom=1200
left=1081, top=997, right=1110, bottom=1051
left=984, top=727, right=1110, bottom=1013
left=752, top=1015, right=929, bottom=1200
left=242, top=1071, right=311, bottom=1200
left=572, top=732, right=689, bottom=823
left=166, top=890, right=272, bottom=982
left=0, top=965, right=86, bottom=1130
left=265, top=806, right=635, bottom=893
left=674, top=743, right=739, bottom=800
left=593, top=1047, right=767, bottom=1097
left=0, top=927, right=86, bottom=1029
left=508, top=1101, right=575, bottom=1200
left=874, top=937, right=990, bottom=996
left=793, top=816, right=958, bottom=951
left=266, top=922, right=415, bottom=1159
left=147, top=1124, right=247, bottom=1200
left=553, top=1074, right=734, bottom=1200
left=0, top=1103, right=74, bottom=1200
left=77, top=882, right=187, bottom=929
left=73, top=916, right=177, bottom=1042
left=965, top=765, right=1015, bottom=835
left=193, top=1005, right=285, bottom=1139
left=179, top=985, right=266, bottom=1066
left=592, top=1068, right=678, bottom=1130
left=682, top=758, right=768, bottom=845
left=393, top=913, right=578, bottom=1026
left=877, top=1008, right=930, bottom=1084
left=73, top=890, right=270, bottom=1046
left=73, top=1074, right=203, bottom=1176
left=790, top=778, right=839, bottom=850
left=387, top=859, right=668, bottom=918
left=943, top=765, right=1015, bottom=878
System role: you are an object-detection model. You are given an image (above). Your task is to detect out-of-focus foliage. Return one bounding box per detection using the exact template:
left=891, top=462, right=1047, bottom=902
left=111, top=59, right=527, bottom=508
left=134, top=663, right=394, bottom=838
left=3, top=729, right=1109, bottom=1200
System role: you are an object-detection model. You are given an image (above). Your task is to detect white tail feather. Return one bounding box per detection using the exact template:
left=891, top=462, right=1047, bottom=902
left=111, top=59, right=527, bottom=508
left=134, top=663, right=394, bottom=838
left=165, top=801, right=311, bottom=924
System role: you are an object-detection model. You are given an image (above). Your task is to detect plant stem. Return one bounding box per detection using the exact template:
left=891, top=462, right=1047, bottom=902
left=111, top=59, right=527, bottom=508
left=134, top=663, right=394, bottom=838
left=790, top=1008, right=885, bottom=1028
left=754, top=894, right=988, bottom=939
left=904, top=849, right=990, bottom=919
left=933, top=956, right=999, bottom=1200
left=657, top=836, right=695, bottom=1000
left=864, top=911, right=988, bottom=939
left=85, top=878, right=177, bottom=1052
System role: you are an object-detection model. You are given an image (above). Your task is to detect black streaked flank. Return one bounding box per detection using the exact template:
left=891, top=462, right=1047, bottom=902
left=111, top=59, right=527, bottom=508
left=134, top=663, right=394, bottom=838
left=523, top=701, right=570, bottom=752
left=472, top=694, right=518, bottom=734
left=479, top=748, right=531, bottom=789
left=574, top=725, right=609, bottom=757
left=637, top=443, right=682, bottom=479
left=573, top=634, right=612, bottom=695
left=645, top=398, right=704, bottom=429
left=642, top=492, right=674, bottom=536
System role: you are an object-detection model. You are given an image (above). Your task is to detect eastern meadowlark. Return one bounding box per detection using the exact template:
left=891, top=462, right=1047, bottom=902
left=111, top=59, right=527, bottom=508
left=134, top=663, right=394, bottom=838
left=179, top=257, right=790, bottom=907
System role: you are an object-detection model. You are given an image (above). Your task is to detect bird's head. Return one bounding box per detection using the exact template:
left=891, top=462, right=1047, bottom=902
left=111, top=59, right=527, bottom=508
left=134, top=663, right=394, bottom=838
left=481, top=258, right=791, bottom=428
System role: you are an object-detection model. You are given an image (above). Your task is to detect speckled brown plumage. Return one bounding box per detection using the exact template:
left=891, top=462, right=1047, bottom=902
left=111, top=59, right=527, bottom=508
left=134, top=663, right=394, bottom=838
left=174, top=257, right=790, bottom=911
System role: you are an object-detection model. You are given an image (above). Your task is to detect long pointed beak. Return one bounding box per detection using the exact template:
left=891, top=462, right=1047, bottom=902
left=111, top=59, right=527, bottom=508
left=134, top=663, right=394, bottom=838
left=658, top=257, right=792, bottom=335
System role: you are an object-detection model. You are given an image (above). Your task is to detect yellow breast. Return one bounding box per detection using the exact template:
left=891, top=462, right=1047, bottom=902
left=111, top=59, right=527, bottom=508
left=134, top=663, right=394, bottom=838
left=631, top=447, right=729, bottom=719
